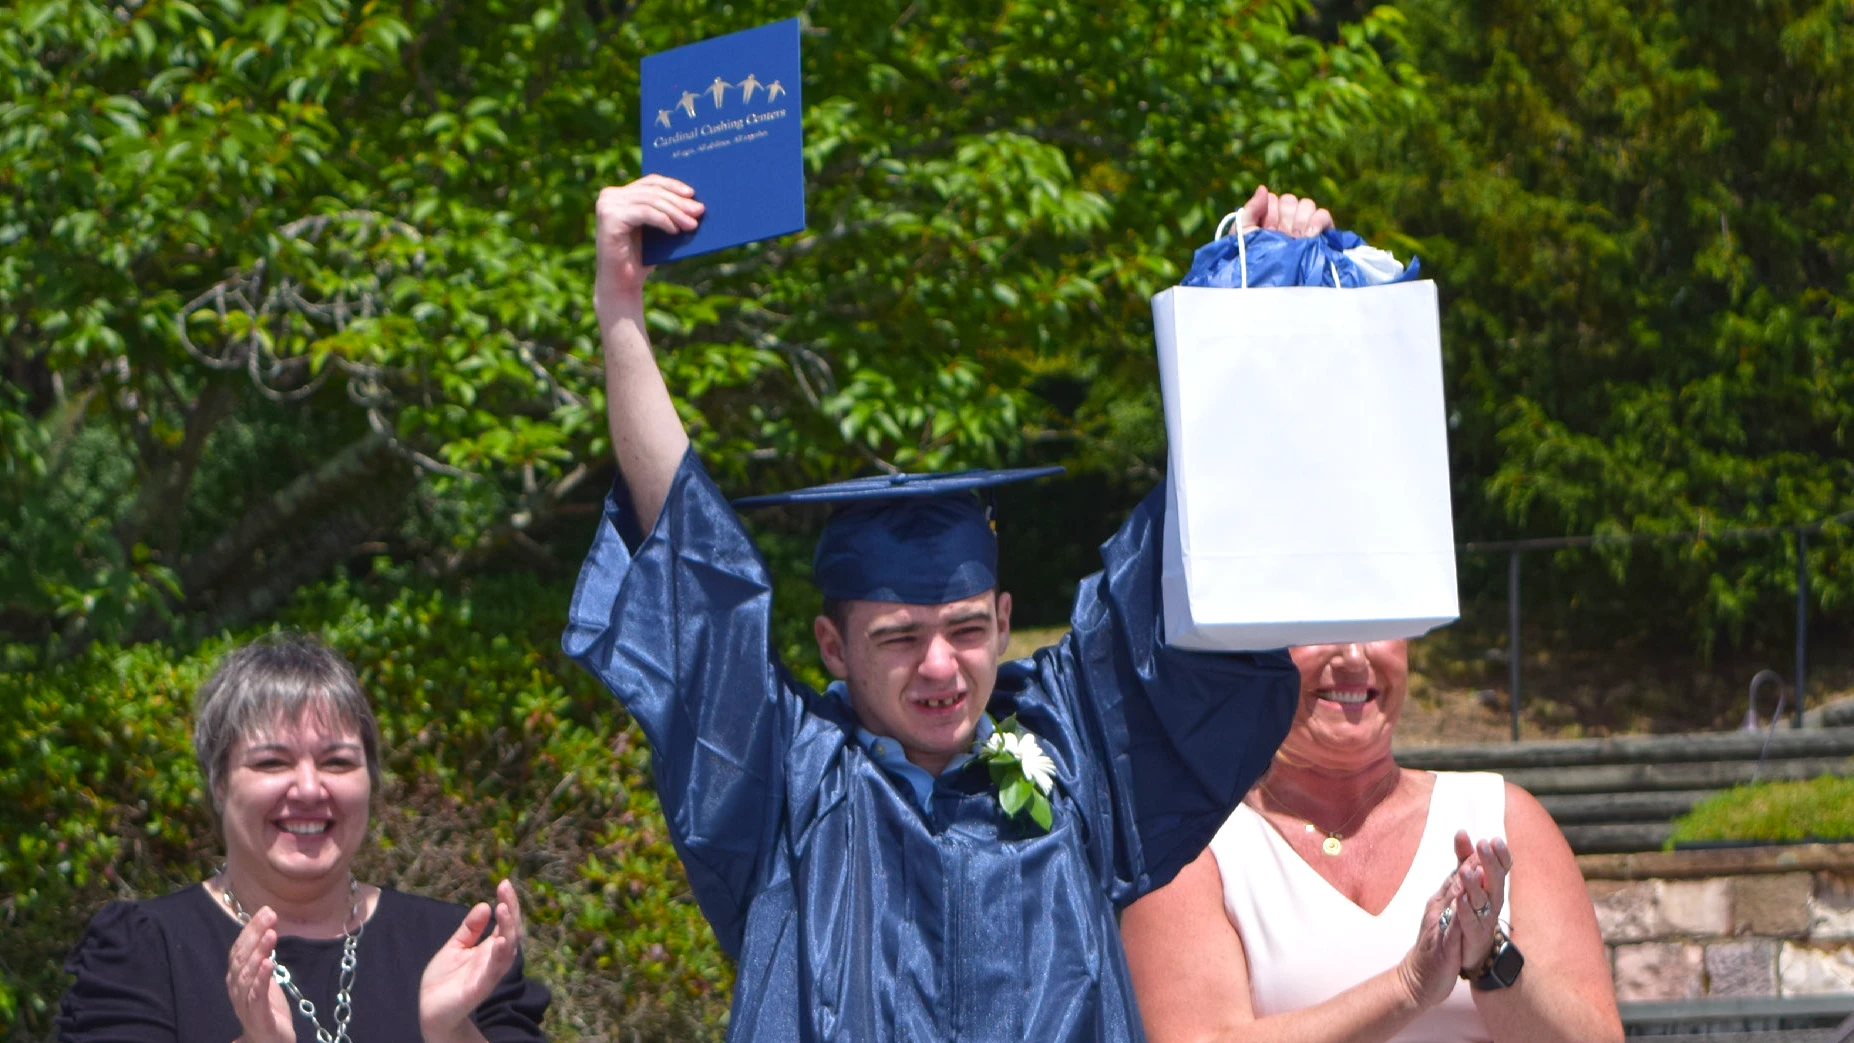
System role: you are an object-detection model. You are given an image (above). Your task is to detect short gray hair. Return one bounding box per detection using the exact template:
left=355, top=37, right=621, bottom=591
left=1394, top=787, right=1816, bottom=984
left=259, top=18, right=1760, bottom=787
left=192, top=633, right=382, bottom=815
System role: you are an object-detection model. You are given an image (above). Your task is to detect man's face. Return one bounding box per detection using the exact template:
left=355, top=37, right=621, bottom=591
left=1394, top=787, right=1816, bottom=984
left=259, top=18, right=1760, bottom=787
left=815, top=590, right=1013, bottom=775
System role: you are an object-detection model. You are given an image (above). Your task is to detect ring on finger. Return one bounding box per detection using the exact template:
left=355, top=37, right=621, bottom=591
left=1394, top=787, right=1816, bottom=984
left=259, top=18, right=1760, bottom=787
left=1438, top=905, right=1455, bottom=934
left=1475, top=900, right=1492, bottom=919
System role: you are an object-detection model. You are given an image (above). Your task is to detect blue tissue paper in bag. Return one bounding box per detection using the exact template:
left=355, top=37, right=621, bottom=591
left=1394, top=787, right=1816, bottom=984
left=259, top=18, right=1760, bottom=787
left=1180, top=228, right=1422, bottom=289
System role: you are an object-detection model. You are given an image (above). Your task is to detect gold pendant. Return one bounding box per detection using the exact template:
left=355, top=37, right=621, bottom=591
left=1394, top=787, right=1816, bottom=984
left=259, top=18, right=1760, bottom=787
left=1321, top=835, right=1343, bottom=856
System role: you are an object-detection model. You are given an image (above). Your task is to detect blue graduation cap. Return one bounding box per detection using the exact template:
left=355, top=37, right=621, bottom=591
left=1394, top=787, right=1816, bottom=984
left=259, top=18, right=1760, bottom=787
left=734, top=467, right=1064, bottom=604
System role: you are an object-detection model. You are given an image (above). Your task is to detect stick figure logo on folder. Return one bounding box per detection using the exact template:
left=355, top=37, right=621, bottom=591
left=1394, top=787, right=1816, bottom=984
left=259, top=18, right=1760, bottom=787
left=652, top=75, right=784, bottom=125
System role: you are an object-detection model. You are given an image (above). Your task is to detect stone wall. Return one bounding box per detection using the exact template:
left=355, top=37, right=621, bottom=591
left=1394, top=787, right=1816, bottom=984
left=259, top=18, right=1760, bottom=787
left=1580, top=845, right=1854, bottom=1003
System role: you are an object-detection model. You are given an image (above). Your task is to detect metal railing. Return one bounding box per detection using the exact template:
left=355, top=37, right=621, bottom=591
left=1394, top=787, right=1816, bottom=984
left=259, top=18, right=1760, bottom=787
left=1462, top=511, right=1854, bottom=741
left=1745, top=669, right=1789, bottom=781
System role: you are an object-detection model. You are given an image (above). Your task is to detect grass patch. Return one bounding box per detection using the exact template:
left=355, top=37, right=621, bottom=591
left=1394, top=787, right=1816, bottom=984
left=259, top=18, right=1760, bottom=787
left=1667, top=775, right=1854, bottom=847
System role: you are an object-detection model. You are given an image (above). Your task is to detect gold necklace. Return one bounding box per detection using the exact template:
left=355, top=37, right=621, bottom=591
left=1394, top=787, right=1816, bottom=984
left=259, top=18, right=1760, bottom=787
left=1259, top=768, right=1400, bottom=856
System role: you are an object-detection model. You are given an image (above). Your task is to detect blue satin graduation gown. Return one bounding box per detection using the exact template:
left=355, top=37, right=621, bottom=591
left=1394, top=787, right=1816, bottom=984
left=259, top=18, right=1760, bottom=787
left=564, top=451, right=1297, bottom=1042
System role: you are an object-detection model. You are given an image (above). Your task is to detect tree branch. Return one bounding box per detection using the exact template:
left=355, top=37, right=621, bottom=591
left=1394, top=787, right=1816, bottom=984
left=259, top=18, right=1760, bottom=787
left=177, top=431, right=399, bottom=597
left=191, top=499, right=400, bottom=636
left=114, top=378, right=237, bottom=562
left=435, top=462, right=593, bottom=577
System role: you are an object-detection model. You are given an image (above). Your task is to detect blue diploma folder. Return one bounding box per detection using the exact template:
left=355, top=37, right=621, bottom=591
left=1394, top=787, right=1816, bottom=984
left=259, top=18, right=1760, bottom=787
left=640, top=18, right=805, bottom=263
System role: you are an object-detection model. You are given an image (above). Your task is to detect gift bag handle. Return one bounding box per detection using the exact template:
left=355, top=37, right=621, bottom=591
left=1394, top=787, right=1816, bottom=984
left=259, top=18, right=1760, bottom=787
left=1214, top=208, right=1343, bottom=290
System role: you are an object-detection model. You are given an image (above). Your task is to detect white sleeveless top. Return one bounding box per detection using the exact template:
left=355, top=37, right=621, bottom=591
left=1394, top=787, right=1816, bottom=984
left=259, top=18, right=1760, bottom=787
left=1208, top=771, right=1507, bottom=1043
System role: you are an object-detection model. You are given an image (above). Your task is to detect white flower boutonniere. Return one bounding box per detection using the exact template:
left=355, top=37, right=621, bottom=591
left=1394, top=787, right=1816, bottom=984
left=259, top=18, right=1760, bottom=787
left=979, top=714, right=1057, bottom=832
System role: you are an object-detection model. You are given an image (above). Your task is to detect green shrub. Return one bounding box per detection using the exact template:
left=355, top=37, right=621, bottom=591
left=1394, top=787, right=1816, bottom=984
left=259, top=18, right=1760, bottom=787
left=0, top=572, right=730, bottom=1041
left=1667, top=775, right=1854, bottom=848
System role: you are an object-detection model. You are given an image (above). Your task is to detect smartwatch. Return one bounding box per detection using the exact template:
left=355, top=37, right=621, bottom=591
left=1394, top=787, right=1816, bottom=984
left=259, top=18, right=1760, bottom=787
left=1466, top=928, right=1525, bottom=990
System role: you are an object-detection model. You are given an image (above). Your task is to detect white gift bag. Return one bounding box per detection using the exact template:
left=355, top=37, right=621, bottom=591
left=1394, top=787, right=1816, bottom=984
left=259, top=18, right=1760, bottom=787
left=1152, top=225, right=1458, bottom=651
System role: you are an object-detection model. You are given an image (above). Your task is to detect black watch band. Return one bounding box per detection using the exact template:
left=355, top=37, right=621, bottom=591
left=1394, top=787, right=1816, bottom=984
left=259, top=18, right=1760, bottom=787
left=1467, top=929, right=1525, bottom=990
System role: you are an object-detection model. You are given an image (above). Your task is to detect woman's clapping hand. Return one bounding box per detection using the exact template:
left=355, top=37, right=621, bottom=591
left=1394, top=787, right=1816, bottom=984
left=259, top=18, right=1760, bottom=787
left=1399, top=832, right=1514, bottom=1014
left=418, top=878, right=525, bottom=1043
left=1399, top=869, right=1469, bottom=1011
left=1450, top=832, right=1513, bottom=975
left=224, top=906, right=295, bottom=1043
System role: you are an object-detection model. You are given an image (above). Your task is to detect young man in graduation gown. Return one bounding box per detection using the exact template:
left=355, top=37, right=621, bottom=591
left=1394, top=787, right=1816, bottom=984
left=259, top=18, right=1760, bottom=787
left=565, top=176, right=1336, bottom=1042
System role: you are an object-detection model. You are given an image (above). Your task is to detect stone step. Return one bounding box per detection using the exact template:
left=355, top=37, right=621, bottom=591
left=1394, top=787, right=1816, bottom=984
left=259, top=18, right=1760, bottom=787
left=1633, top=1033, right=1847, bottom=1043
left=1619, top=995, right=1854, bottom=1041
left=1397, top=727, right=1854, bottom=771
left=1393, top=728, right=1854, bottom=855
left=1503, top=756, right=1854, bottom=796
left=1578, top=842, right=1854, bottom=881
left=1540, top=789, right=1714, bottom=825
left=1810, top=697, right=1854, bottom=730
left=1561, top=821, right=1674, bottom=854
left=1399, top=732, right=1854, bottom=854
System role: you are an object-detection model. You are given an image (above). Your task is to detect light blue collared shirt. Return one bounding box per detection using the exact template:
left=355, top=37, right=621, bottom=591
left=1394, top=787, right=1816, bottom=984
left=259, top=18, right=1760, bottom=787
left=827, top=681, right=995, bottom=813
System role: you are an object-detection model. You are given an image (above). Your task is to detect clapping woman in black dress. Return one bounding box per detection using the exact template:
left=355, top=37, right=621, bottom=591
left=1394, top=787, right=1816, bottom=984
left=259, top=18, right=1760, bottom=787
left=58, top=634, right=549, bottom=1042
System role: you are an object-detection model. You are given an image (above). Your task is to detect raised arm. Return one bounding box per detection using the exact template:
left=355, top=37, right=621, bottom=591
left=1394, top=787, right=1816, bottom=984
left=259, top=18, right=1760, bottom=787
left=592, top=175, right=703, bottom=529
left=565, top=179, right=807, bottom=958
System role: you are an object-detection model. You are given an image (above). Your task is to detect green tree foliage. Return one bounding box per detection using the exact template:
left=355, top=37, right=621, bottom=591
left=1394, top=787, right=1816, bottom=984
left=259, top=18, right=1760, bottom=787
left=1345, top=0, right=1854, bottom=655
left=1, top=0, right=1407, bottom=654
left=7, top=0, right=1850, bottom=1029
left=0, top=0, right=1408, bottom=1034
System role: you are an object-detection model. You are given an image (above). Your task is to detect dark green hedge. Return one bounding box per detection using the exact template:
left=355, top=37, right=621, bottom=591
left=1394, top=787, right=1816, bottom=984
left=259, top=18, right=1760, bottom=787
left=0, top=572, right=731, bottom=1041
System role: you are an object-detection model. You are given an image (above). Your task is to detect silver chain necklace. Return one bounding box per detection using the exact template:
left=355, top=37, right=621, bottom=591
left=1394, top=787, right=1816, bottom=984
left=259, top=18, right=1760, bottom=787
left=217, top=868, right=364, bottom=1043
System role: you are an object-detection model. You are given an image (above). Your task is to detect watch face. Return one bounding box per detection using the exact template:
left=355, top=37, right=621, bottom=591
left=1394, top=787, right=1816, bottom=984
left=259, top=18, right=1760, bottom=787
left=1489, top=942, right=1525, bottom=986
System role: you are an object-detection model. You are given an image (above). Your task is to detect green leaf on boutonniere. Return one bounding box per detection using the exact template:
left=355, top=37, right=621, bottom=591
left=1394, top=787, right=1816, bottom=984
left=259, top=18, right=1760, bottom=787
left=1001, top=775, right=1032, bottom=816
left=1029, top=791, right=1053, bottom=831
